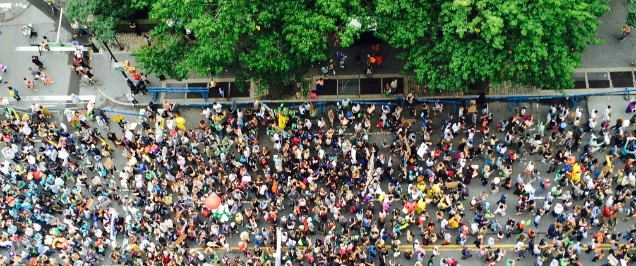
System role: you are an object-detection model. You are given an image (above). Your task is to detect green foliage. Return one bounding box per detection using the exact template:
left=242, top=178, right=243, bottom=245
left=628, top=0, right=636, bottom=26
left=133, top=0, right=369, bottom=96
left=66, top=0, right=143, bottom=41
left=375, top=0, right=609, bottom=91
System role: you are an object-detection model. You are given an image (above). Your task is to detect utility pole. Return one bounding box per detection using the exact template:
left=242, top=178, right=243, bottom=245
left=101, top=40, right=128, bottom=79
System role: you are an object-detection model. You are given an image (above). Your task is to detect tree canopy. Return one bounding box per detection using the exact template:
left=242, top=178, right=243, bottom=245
left=628, top=0, right=636, bottom=27
left=132, top=0, right=371, bottom=94
left=374, top=0, right=610, bottom=91
left=66, top=0, right=146, bottom=41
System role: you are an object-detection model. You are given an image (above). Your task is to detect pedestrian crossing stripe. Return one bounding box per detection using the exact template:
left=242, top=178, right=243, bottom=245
left=6, top=95, right=96, bottom=102
left=14, top=46, right=90, bottom=52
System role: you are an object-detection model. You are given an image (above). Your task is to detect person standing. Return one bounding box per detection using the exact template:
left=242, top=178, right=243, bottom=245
left=390, top=79, right=398, bottom=93
left=337, top=52, right=346, bottom=69
left=604, top=105, right=612, bottom=121
left=0, top=64, right=7, bottom=73
left=70, top=93, right=80, bottom=104
left=140, top=72, right=151, bottom=86
left=40, top=36, right=51, bottom=51
left=8, top=87, right=20, bottom=101
left=208, top=78, right=216, bottom=91
left=328, top=59, right=335, bottom=75
left=321, top=65, right=329, bottom=78
left=127, top=93, right=139, bottom=107
left=129, top=21, right=141, bottom=36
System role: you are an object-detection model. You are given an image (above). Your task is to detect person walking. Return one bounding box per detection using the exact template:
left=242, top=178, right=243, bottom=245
left=31, top=56, right=44, bottom=69
left=23, top=77, right=37, bottom=91
left=620, top=25, right=631, bottom=41
left=36, top=71, right=54, bottom=85
left=28, top=67, right=38, bottom=80
left=8, top=87, right=20, bottom=101
left=127, top=93, right=139, bottom=107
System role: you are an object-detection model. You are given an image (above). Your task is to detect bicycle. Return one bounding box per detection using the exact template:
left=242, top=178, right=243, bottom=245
left=78, top=75, right=102, bottom=87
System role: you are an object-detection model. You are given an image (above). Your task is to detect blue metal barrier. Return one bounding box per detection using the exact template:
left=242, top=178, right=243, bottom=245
left=400, top=88, right=636, bottom=111
left=147, top=87, right=209, bottom=102
left=101, top=109, right=148, bottom=117
left=397, top=97, right=463, bottom=112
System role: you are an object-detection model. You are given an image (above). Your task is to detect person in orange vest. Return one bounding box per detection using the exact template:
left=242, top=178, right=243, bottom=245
left=367, top=54, right=376, bottom=66
left=592, top=249, right=605, bottom=262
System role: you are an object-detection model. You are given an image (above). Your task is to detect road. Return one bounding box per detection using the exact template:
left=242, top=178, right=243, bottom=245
left=0, top=1, right=633, bottom=266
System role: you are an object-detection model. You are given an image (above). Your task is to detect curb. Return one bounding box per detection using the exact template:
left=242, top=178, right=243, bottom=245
left=3, top=4, right=31, bottom=23
left=86, top=44, right=134, bottom=107
left=94, top=82, right=135, bottom=107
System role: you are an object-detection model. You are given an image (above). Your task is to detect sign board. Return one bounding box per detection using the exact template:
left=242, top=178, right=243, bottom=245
left=174, top=233, right=187, bottom=246
left=2, top=147, right=13, bottom=160
left=104, top=158, right=114, bottom=170
left=113, top=62, right=125, bottom=72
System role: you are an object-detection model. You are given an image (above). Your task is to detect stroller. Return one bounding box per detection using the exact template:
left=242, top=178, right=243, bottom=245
left=21, top=24, right=37, bottom=37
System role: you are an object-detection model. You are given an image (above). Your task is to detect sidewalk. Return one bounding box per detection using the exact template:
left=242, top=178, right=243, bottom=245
left=92, top=0, right=636, bottom=107
left=91, top=32, right=410, bottom=105
left=581, top=0, right=636, bottom=68
left=90, top=51, right=161, bottom=106
left=0, top=1, right=30, bottom=22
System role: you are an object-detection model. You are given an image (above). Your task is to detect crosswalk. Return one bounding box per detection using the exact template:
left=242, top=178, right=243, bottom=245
left=15, top=46, right=90, bottom=52
left=6, top=95, right=96, bottom=102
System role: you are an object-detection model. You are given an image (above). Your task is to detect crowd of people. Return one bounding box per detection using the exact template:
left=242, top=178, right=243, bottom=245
left=0, top=84, right=634, bottom=266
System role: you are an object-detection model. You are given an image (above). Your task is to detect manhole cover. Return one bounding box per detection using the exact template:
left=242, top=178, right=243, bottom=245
left=0, top=13, right=5, bottom=22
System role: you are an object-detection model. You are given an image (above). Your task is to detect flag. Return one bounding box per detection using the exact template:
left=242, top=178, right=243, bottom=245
left=47, top=139, right=58, bottom=148
left=179, top=221, right=187, bottom=235
left=11, top=108, right=18, bottom=119
left=110, top=209, right=117, bottom=247
left=86, top=198, right=95, bottom=209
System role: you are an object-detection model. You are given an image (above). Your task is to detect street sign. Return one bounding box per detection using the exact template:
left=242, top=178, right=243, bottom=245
left=113, top=62, right=125, bottom=72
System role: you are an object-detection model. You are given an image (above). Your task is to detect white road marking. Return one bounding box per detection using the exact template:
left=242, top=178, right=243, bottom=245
left=14, top=46, right=89, bottom=52
left=7, top=95, right=95, bottom=102
left=0, top=3, right=11, bottom=10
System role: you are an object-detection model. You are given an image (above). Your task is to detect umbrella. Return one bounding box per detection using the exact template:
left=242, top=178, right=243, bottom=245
left=112, top=115, right=124, bottom=122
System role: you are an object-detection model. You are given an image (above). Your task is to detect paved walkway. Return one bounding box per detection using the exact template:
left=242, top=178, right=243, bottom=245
left=581, top=0, right=636, bottom=68
left=89, top=0, right=636, bottom=106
